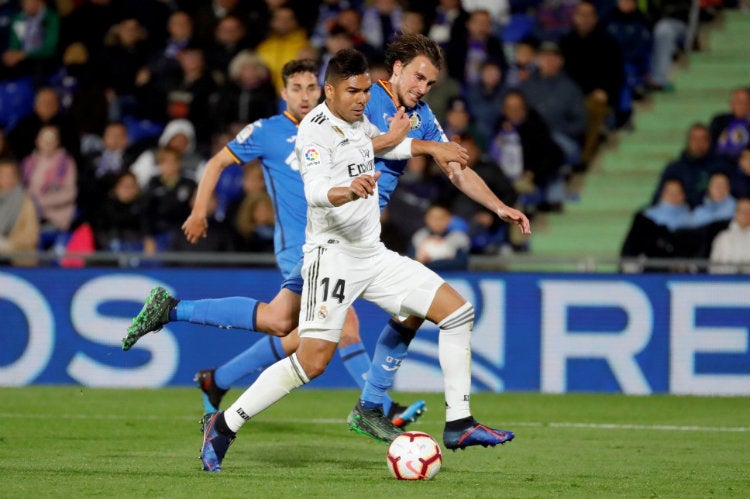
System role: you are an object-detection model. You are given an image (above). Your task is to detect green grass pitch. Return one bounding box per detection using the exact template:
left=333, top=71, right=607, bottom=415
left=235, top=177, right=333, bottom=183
left=1, top=387, right=748, bottom=499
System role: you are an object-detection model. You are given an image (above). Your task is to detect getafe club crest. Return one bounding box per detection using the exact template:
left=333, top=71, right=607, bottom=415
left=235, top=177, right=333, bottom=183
left=409, top=112, right=422, bottom=130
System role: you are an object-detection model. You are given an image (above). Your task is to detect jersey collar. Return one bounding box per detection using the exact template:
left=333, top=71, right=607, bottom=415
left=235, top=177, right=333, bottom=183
left=283, top=110, right=300, bottom=126
left=378, top=79, right=400, bottom=109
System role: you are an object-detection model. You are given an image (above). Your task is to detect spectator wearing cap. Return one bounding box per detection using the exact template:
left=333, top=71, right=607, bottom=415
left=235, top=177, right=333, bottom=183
left=559, top=0, right=625, bottom=167
left=520, top=41, right=586, bottom=167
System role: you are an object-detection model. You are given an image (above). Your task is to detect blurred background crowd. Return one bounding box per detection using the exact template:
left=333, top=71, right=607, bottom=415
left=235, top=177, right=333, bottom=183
left=0, top=0, right=747, bottom=272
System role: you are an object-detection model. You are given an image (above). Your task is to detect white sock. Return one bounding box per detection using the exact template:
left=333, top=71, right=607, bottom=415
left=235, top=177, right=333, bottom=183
left=438, top=302, right=474, bottom=422
left=223, top=353, right=309, bottom=432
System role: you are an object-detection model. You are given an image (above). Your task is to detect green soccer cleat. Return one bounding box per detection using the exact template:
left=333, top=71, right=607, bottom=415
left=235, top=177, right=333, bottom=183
left=347, top=402, right=404, bottom=443
left=121, top=287, right=176, bottom=351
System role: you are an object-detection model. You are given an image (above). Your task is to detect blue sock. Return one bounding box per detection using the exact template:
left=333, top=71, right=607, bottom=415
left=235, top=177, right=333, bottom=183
left=174, top=297, right=259, bottom=331
left=360, top=319, right=416, bottom=410
left=214, top=336, right=286, bottom=389
left=339, top=342, right=394, bottom=413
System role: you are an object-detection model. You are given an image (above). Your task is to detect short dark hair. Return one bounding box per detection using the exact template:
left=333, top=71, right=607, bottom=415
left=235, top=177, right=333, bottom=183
left=385, top=34, right=443, bottom=73
left=324, top=49, right=369, bottom=84
left=281, top=59, right=320, bottom=86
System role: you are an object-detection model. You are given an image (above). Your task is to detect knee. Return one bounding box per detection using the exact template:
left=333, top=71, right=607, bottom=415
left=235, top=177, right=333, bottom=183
left=338, top=329, right=362, bottom=348
left=270, top=319, right=295, bottom=337
left=263, top=310, right=296, bottom=337
left=299, top=357, right=328, bottom=379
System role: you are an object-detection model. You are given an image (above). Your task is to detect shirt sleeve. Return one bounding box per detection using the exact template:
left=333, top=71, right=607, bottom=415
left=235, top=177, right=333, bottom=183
left=296, top=127, right=335, bottom=207
left=225, top=121, right=264, bottom=164
left=421, top=107, right=449, bottom=143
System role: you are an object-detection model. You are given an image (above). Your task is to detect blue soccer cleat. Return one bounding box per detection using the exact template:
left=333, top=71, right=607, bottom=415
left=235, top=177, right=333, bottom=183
left=200, top=412, right=234, bottom=472
left=443, top=420, right=515, bottom=451
left=389, top=400, right=427, bottom=428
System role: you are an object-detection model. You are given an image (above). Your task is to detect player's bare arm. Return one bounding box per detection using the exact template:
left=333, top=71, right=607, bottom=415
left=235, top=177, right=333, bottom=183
left=411, top=140, right=469, bottom=169
left=182, top=148, right=237, bottom=243
left=372, top=107, right=410, bottom=153
left=443, top=160, right=532, bottom=235
left=327, top=171, right=382, bottom=206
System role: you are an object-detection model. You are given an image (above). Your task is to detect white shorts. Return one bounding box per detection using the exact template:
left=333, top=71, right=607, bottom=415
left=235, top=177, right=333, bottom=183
left=299, top=244, right=444, bottom=342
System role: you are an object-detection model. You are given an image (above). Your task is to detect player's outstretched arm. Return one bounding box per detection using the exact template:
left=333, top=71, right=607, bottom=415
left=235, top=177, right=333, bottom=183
left=443, top=160, right=531, bottom=235
left=411, top=140, right=469, bottom=169
left=182, top=147, right=237, bottom=243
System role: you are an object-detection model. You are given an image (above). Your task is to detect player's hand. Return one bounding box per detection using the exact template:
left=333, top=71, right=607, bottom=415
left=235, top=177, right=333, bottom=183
left=182, top=214, right=209, bottom=243
left=496, top=205, right=532, bottom=235
left=387, top=107, right=411, bottom=142
left=348, top=171, right=381, bottom=200
left=431, top=141, right=469, bottom=170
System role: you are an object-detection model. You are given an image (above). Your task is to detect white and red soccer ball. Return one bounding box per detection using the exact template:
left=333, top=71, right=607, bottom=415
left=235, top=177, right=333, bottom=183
left=386, top=431, right=442, bottom=480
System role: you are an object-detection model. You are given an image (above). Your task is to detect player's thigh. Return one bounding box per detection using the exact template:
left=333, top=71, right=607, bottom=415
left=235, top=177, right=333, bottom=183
left=361, top=250, right=445, bottom=320
left=423, top=282, right=468, bottom=325
left=299, top=247, right=371, bottom=343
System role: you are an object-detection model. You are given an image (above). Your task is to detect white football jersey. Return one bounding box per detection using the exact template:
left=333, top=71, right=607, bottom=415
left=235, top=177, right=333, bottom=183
left=296, top=101, right=399, bottom=252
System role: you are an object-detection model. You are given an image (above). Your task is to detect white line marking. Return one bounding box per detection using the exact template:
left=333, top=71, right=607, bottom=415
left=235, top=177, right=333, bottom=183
left=1, top=413, right=748, bottom=432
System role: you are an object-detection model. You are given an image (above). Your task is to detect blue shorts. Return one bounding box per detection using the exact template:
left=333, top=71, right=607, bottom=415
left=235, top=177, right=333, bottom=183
left=277, top=246, right=304, bottom=295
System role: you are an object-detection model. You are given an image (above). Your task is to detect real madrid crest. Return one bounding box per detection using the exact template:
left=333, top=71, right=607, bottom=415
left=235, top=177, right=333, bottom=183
left=317, top=304, right=328, bottom=320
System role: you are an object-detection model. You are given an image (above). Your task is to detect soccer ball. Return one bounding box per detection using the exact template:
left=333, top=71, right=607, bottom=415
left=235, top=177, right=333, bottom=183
left=386, top=431, right=442, bottom=480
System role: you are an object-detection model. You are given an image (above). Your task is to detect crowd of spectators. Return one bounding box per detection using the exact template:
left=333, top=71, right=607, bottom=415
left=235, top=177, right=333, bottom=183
left=0, top=0, right=742, bottom=269
left=621, top=87, right=750, bottom=273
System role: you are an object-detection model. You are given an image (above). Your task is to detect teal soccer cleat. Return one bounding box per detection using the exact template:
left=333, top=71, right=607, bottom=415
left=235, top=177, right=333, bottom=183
left=389, top=399, right=427, bottom=428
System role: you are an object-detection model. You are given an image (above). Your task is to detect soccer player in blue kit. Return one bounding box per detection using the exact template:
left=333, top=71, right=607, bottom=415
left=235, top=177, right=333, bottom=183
left=124, top=36, right=530, bottom=446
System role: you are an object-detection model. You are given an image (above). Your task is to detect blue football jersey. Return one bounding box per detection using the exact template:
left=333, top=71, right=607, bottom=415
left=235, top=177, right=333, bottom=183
left=365, top=81, right=448, bottom=209
left=225, top=111, right=306, bottom=258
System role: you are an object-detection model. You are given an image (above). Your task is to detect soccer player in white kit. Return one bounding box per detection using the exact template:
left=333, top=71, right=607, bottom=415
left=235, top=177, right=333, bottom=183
left=199, top=49, right=528, bottom=472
